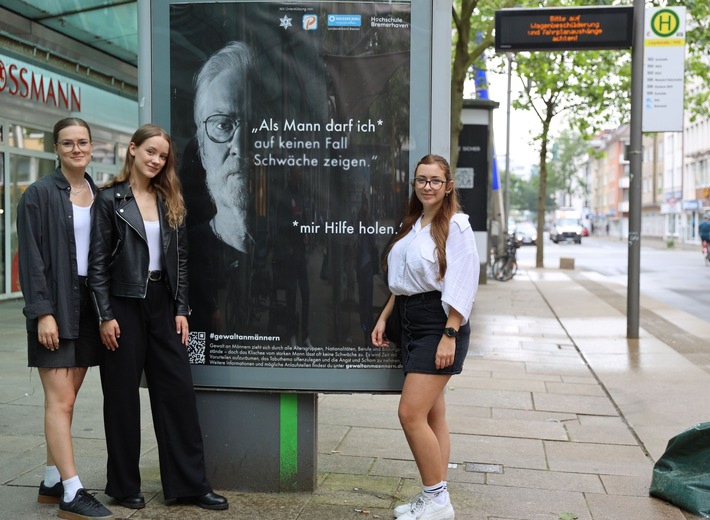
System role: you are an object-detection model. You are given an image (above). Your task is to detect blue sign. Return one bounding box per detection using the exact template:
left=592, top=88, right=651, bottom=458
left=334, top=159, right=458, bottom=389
left=327, top=14, right=362, bottom=27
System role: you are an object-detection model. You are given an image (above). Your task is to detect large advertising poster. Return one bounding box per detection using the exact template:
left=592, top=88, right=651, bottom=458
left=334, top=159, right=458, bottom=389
left=160, top=0, right=421, bottom=391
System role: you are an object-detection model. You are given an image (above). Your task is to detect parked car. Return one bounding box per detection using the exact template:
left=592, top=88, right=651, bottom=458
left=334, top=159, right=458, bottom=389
left=514, top=222, right=537, bottom=245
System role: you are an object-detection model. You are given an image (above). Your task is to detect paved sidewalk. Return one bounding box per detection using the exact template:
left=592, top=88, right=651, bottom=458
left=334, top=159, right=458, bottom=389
left=1, top=265, right=708, bottom=519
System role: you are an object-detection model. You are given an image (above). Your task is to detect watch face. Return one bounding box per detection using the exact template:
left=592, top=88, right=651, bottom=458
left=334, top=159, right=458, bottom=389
left=444, top=327, right=458, bottom=337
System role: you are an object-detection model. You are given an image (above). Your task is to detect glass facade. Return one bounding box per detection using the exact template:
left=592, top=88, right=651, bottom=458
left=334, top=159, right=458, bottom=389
left=0, top=120, right=128, bottom=298
left=0, top=49, right=138, bottom=299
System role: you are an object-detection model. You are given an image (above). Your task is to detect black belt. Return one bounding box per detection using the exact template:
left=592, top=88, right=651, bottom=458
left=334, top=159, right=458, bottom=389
left=78, top=275, right=88, bottom=287
left=148, top=270, right=163, bottom=282
left=402, top=290, right=441, bottom=302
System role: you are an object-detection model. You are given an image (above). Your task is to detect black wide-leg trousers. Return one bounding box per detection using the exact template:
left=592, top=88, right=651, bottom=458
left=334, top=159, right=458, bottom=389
left=100, top=280, right=211, bottom=499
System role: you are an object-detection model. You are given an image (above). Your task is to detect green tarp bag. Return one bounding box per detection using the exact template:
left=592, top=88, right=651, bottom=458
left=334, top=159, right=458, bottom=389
left=650, top=422, right=710, bottom=518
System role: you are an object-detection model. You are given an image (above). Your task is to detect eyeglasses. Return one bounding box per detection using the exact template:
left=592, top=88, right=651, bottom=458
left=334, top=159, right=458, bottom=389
left=202, top=114, right=242, bottom=143
left=58, top=140, right=91, bottom=152
left=411, top=177, right=447, bottom=190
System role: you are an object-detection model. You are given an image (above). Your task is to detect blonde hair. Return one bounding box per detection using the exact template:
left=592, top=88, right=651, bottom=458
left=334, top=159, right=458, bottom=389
left=384, top=154, right=460, bottom=280
left=110, top=124, right=186, bottom=228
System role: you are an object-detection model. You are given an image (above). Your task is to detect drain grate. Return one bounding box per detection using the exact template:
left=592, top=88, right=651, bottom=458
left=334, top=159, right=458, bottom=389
left=465, top=462, right=503, bottom=474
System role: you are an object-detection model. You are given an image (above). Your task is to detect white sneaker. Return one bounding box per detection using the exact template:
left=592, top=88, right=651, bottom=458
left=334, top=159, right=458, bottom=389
left=394, top=492, right=423, bottom=518
left=397, top=493, right=454, bottom=520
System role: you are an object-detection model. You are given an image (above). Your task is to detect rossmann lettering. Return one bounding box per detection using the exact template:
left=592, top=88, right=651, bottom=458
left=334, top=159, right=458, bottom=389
left=0, top=59, right=81, bottom=111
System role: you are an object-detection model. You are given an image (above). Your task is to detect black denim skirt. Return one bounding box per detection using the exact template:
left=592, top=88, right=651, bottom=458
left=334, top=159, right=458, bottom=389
left=399, top=291, right=470, bottom=375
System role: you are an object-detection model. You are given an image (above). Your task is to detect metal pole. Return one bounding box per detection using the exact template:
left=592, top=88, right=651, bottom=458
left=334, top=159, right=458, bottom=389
left=137, top=0, right=151, bottom=125
left=627, top=0, right=644, bottom=338
left=504, top=54, right=512, bottom=232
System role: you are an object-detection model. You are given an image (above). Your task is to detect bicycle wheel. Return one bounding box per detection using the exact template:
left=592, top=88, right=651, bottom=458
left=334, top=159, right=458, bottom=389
left=492, top=257, right=506, bottom=280
left=493, top=257, right=516, bottom=281
left=499, top=258, right=517, bottom=281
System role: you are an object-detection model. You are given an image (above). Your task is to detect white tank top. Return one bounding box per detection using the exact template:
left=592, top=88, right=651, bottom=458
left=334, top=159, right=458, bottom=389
left=72, top=203, right=92, bottom=276
left=144, top=220, right=162, bottom=271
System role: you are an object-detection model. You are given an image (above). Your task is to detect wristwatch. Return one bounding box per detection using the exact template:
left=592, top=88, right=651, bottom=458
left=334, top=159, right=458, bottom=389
left=443, top=327, right=459, bottom=338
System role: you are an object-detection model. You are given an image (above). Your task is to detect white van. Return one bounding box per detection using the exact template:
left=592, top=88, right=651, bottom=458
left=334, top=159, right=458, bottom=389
left=549, top=208, right=583, bottom=244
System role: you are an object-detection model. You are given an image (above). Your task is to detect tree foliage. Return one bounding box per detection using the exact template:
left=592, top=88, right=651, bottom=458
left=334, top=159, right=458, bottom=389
left=450, top=0, right=710, bottom=267
left=450, top=0, right=517, bottom=169
left=547, top=130, right=594, bottom=205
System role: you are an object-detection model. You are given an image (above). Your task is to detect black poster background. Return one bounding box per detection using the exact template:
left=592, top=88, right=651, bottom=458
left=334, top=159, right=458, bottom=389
left=169, top=1, right=412, bottom=390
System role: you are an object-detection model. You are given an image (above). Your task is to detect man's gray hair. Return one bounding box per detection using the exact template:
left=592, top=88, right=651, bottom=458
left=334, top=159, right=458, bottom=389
left=193, top=41, right=253, bottom=128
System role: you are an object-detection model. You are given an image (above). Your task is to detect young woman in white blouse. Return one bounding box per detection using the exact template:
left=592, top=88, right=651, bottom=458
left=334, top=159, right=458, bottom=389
left=372, top=154, right=479, bottom=520
left=89, top=124, right=227, bottom=512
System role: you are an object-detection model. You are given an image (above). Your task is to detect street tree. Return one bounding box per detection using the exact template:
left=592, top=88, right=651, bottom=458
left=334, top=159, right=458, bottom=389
left=450, top=0, right=519, bottom=170
left=512, top=48, right=630, bottom=267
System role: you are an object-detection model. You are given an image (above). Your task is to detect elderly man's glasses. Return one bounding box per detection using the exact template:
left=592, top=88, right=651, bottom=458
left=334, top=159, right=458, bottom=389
left=202, top=114, right=242, bottom=143
left=411, top=177, right=446, bottom=190
left=58, top=140, right=91, bottom=152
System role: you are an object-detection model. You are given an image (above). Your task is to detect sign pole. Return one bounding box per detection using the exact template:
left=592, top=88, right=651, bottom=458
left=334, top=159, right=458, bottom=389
left=627, top=0, right=644, bottom=339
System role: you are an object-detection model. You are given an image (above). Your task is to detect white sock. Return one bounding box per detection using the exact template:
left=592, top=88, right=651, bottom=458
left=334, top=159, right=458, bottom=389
left=62, top=475, right=82, bottom=502
left=442, top=481, right=449, bottom=502
left=423, top=481, right=447, bottom=506
left=44, top=466, right=61, bottom=486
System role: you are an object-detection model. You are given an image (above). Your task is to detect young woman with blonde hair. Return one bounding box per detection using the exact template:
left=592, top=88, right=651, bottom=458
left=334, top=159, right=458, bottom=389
left=89, top=124, right=227, bottom=511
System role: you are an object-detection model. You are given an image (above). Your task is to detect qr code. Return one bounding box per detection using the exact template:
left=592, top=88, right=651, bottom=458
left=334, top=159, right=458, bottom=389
left=187, top=331, right=206, bottom=364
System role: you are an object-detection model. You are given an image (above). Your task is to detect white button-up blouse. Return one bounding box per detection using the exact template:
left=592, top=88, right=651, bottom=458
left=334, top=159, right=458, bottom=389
left=387, top=213, right=479, bottom=325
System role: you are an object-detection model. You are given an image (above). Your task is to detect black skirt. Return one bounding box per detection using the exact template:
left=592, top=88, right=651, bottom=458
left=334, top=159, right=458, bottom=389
left=28, top=279, right=101, bottom=368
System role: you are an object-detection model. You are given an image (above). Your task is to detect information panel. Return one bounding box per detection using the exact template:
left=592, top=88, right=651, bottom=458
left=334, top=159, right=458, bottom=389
left=150, top=0, right=430, bottom=391
left=495, top=6, right=634, bottom=52
left=642, top=7, right=686, bottom=133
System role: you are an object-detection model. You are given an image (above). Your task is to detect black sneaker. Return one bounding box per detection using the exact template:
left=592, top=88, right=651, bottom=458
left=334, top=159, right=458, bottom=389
left=38, top=480, right=63, bottom=504
left=59, top=489, right=114, bottom=520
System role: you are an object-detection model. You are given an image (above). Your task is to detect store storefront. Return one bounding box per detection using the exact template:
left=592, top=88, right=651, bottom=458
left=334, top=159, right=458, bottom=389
left=0, top=52, right=138, bottom=298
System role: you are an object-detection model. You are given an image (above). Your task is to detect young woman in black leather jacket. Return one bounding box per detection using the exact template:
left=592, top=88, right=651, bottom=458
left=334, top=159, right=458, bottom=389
left=88, top=124, right=227, bottom=512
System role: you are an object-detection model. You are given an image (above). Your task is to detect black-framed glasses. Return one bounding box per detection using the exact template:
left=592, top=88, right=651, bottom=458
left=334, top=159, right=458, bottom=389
left=202, top=114, right=242, bottom=143
left=411, top=177, right=446, bottom=190
left=58, top=139, right=91, bottom=152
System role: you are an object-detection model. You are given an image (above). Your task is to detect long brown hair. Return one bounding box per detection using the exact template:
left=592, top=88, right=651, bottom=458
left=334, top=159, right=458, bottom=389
left=110, top=124, right=186, bottom=228
left=384, top=154, right=460, bottom=280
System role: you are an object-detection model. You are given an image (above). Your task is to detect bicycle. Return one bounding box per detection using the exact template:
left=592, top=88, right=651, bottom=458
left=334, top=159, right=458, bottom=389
left=492, top=233, right=518, bottom=281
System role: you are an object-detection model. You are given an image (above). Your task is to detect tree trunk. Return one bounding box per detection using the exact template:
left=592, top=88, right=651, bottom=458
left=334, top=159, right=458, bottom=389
left=536, top=115, right=552, bottom=269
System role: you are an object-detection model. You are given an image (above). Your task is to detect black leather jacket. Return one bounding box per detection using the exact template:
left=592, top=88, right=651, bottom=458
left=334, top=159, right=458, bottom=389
left=88, top=181, right=189, bottom=321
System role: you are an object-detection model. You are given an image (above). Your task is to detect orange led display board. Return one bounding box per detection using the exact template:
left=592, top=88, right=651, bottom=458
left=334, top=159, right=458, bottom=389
left=495, top=6, right=634, bottom=52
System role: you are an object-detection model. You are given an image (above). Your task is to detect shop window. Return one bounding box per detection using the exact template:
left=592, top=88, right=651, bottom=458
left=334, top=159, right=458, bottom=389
left=9, top=154, right=55, bottom=295
left=8, top=124, right=53, bottom=152
left=93, top=168, right=117, bottom=188
left=0, top=153, right=3, bottom=293
left=91, top=139, right=117, bottom=164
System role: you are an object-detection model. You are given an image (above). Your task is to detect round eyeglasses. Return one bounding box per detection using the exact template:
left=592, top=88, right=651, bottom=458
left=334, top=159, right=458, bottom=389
left=58, top=140, right=91, bottom=152
left=411, top=177, right=446, bottom=190
left=202, top=114, right=242, bottom=143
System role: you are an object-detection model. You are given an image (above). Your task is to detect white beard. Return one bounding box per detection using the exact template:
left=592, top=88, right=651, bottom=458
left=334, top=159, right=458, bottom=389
left=206, top=157, right=249, bottom=215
